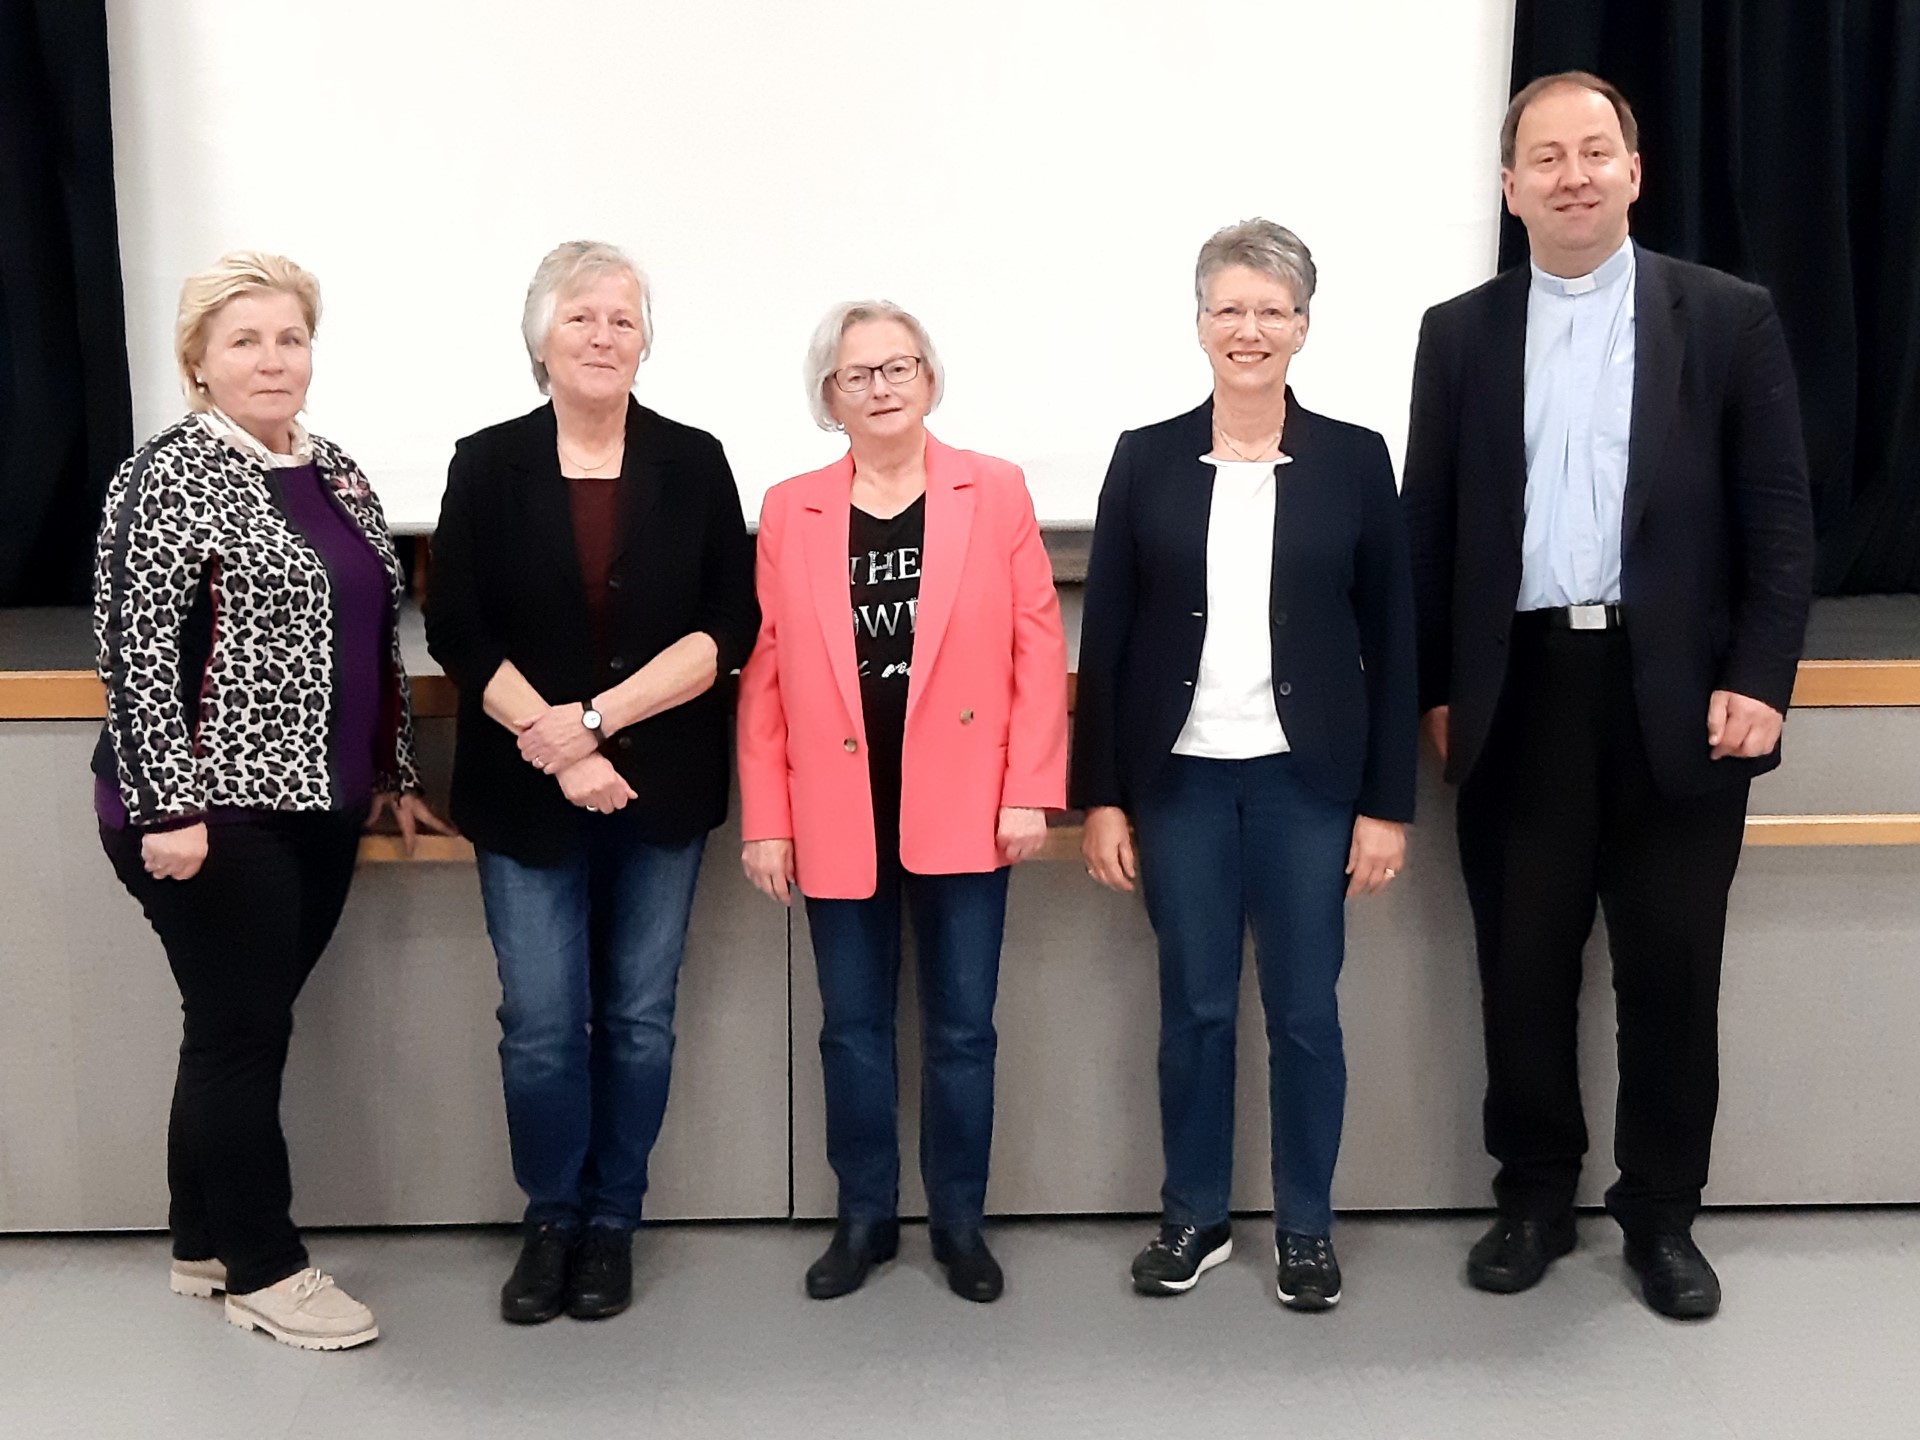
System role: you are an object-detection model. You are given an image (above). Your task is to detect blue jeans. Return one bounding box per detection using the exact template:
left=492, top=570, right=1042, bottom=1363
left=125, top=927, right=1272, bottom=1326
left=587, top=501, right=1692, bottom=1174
left=475, top=826, right=707, bottom=1232
left=804, top=863, right=1011, bottom=1229
left=1133, top=752, right=1353, bottom=1237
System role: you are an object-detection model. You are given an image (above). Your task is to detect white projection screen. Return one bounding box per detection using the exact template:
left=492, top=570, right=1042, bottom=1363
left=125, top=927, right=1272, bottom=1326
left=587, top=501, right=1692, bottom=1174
left=106, top=0, right=1514, bottom=531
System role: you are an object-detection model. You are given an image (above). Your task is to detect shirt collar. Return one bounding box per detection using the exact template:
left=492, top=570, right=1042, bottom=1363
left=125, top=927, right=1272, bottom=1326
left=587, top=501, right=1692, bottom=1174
left=197, top=406, right=314, bottom=468
left=1530, top=236, right=1635, bottom=299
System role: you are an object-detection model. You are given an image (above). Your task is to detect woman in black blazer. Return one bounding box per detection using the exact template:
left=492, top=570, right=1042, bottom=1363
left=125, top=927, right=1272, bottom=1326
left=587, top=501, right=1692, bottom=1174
left=426, top=241, right=757, bottom=1327
left=1071, top=220, right=1416, bottom=1312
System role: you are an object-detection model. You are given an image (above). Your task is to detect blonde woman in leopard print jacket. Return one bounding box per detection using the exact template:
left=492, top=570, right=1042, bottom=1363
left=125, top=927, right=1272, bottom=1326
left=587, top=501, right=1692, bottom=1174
left=91, top=251, right=447, bottom=1354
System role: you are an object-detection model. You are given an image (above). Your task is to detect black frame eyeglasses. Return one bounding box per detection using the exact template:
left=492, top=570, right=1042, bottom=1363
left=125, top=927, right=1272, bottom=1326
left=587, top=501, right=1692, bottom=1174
left=832, top=355, right=924, bottom=392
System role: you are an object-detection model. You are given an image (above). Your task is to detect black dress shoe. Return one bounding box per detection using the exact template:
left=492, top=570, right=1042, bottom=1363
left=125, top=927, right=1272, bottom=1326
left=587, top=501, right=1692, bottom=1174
left=930, top=1227, right=1004, bottom=1303
left=566, top=1225, right=633, bottom=1320
left=1624, top=1231, right=1721, bottom=1319
left=1467, top=1214, right=1577, bottom=1293
left=500, top=1221, right=574, bottom=1325
left=805, top=1219, right=899, bottom=1300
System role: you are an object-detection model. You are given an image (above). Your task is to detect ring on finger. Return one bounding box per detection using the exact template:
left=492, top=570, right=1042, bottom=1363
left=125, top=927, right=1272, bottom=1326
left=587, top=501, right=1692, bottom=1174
left=1384, top=867, right=1398, bottom=880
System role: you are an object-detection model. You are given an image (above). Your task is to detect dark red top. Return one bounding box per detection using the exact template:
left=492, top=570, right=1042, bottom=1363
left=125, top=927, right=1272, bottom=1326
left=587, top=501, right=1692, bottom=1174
left=566, top=476, right=620, bottom=663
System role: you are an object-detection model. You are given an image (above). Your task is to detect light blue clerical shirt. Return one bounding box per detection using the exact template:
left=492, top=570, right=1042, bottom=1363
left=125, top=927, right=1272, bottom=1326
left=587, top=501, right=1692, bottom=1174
left=1519, top=237, right=1636, bottom=609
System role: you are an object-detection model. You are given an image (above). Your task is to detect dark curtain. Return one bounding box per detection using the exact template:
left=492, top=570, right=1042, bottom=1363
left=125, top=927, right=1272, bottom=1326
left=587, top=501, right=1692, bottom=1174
left=0, top=0, right=132, bottom=606
left=1505, top=0, right=1920, bottom=594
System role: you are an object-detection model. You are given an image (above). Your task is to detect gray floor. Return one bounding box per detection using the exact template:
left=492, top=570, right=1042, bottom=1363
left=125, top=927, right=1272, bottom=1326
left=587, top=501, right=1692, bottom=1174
left=3, top=1213, right=1917, bottom=1439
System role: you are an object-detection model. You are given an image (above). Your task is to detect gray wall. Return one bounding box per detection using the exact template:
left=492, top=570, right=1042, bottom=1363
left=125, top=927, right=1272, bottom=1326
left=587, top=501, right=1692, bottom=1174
left=6, top=713, right=1919, bottom=1232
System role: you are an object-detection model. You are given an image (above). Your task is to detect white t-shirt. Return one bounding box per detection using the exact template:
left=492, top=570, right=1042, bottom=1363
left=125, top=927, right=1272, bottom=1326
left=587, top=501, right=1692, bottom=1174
left=1171, top=456, right=1291, bottom=760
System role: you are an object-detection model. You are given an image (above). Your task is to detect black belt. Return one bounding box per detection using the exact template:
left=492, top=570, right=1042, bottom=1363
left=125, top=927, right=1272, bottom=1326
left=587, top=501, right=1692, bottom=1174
left=1517, top=603, right=1626, bottom=631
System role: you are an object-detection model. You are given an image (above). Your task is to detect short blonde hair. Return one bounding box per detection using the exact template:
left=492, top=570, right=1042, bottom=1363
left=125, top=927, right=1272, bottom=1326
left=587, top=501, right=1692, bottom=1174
left=522, top=240, right=653, bottom=393
left=802, top=300, right=945, bottom=431
left=175, top=251, right=321, bottom=411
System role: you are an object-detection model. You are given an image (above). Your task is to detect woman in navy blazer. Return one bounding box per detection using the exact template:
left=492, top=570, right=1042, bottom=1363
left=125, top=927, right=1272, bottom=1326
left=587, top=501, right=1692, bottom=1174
left=1071, top=220, right=1416, bottom=1312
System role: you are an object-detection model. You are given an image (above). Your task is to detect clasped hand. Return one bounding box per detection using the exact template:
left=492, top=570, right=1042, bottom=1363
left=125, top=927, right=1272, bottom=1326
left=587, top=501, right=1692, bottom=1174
left=517, top=702, right=600, bottom=774
left=516, top=701, right=635, bottom=813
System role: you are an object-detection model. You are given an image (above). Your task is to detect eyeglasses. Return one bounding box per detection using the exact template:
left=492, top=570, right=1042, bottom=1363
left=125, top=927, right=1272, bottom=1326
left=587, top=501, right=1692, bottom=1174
left=1205, top=305, right=1301, bottom=331
left=832, top=355, right=924, bottom=392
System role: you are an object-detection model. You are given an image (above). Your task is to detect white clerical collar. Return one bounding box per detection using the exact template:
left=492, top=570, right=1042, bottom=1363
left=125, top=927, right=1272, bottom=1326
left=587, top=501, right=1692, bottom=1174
left=1530, top=237, right=1635, bottom=298
left=198, top=406, right=314, bottom=468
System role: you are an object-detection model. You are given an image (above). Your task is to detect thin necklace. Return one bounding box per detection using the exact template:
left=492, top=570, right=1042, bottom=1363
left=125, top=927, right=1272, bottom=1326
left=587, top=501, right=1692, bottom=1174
left=1213, top=415, right=1284, bottom=461
left=558, top=436, right=623, bottom=473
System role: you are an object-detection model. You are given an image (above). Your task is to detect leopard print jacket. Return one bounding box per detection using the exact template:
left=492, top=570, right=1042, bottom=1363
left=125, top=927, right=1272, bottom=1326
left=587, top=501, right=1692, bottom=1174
left=92, top=417, right=421, bottom=826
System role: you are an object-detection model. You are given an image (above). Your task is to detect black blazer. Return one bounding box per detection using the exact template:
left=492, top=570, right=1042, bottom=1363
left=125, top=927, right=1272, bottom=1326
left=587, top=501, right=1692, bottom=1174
left=1402, top=247, right=1815, bottom=796
left=1070, top=393, right=1418, bottom=823
left=425, top=399, right=759, bottom=864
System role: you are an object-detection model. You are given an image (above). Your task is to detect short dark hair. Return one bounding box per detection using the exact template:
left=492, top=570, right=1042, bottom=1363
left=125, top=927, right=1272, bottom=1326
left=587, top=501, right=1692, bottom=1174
left=1500, top=71, right=1639, bottom=169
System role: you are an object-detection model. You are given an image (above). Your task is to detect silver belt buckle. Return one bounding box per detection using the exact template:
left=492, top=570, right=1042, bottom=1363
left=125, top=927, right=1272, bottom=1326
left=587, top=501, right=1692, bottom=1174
left=1568, top=603, right=1608, bottom=631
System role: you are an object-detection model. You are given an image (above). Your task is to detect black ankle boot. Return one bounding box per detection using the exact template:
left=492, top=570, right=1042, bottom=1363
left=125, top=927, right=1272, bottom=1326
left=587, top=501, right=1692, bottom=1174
left=930, top=1227, right=1004, bottom=1303
left=805, top=1219, right=900, bottom=1300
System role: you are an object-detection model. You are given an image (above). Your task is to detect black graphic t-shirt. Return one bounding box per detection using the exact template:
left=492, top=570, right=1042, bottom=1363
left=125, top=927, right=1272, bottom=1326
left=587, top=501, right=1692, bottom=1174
left=849, top=495, right=925, bottom=863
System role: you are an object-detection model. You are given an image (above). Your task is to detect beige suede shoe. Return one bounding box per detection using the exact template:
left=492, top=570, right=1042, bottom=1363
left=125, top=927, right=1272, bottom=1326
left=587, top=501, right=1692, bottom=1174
left=224, top=1269, right=378, bottom=1351
left=169, top=1257, right=228, bottom=1298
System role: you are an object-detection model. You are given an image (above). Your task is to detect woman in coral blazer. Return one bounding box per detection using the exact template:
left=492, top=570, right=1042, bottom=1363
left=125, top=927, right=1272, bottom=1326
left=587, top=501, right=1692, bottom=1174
left=737, top=300, right=1067, bottom=1305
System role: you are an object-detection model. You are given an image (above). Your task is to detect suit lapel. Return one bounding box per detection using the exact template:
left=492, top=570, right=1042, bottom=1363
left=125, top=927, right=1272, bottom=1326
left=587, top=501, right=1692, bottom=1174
left=514, top=404, right=590, bottom=618
left=610, top=398, right=665, bottom=568
left=800, top=457, right=864, bottom=732
left=1270, top=393, right=1318, bottom=606
left=907, top=435, right=974, bottom=723
left=1624, top=250, right=1683, bottom=552
left=1175, top=401, right=1218, bottom=599
left=1487, top=267, right=1530, bottom=550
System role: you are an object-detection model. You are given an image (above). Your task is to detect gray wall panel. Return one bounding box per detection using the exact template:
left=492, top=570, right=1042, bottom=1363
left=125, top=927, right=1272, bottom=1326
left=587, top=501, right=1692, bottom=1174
left=1, top=724, right=790, bottom=1230
left=1743, top=709, right=1920, bottom=815
left=8, top=719, right=1920, bottom=1232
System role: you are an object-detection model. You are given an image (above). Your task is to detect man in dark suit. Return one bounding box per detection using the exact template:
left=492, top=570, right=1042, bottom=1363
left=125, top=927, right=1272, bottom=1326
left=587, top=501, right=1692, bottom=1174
left=1403, top=71, right=1814, bottom=1319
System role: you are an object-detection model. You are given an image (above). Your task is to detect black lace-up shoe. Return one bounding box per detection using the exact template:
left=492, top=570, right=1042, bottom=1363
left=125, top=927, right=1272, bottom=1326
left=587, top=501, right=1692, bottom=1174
left=1130, top=1220, right=1234, bottom=1295
left=565, top=1225, right=633, bottom=1320
left=930, top=1227, right=1004, bottom=1303
left=805, top=1219, right=900, bottom=1300
left=1624, top=1231, right=1721, bottom=1319
left=1466, top=1214, right=1577, bottom=1294
left=1274, top=1233, right=1342, bottom=1311
left=500, top=1221, right=575, bottom=1325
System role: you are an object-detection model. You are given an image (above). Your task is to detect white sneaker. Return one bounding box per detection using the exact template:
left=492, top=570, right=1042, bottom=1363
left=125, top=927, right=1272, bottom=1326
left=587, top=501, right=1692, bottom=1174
left=169, top=1257, right=228, bottom=1298
left=225, top=1269, right=378, bottom=1351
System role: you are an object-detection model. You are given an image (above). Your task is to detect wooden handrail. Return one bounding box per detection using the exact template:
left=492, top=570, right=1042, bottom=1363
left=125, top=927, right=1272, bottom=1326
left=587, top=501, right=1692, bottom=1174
left=9, top=658, right=1920, bottom=722
left=1789, top=660, right=1920, bottom=708
left=355, top=812, right=1920, bottom=865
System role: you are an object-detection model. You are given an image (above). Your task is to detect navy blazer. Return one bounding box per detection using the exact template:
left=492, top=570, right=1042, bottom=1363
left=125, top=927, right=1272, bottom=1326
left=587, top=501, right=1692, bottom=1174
left=425, top=399, right=759, bottom=864
left=1070, top=393, right=1418, bottom=822
left=1401, top=247, right=1815, bottom=796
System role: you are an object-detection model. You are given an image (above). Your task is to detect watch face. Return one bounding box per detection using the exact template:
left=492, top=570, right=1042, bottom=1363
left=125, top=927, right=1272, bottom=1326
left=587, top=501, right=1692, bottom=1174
left=582, top=709, right=602, bottom=731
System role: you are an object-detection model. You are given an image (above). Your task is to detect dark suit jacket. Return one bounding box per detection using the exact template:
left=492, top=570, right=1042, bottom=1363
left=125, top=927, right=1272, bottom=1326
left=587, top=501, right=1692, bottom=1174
left=1402, top=246, right=1815, bottom=797
left=1070, top=393, right=1418, bottom=822
left=425, top=399, right=759, bottom=864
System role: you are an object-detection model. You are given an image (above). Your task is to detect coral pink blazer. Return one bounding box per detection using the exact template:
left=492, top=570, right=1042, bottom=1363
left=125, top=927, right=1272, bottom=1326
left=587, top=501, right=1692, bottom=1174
left=737, top=435, right=1068, bottom=900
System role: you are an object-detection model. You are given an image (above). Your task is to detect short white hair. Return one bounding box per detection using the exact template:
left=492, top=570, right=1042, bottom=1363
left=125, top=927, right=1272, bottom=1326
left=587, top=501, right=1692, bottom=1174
left=802, top=300, right=945, bottom=431
left=521, top=240, right=653, bottom=393
left=1194, top=218, right=1318, bottom=316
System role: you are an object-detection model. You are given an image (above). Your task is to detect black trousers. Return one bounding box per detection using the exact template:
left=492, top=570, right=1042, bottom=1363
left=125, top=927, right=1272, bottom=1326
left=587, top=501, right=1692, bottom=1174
left=103, top=811, right=361, bottom=1294
left=1455, top=623, right=1749, bottom=1237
